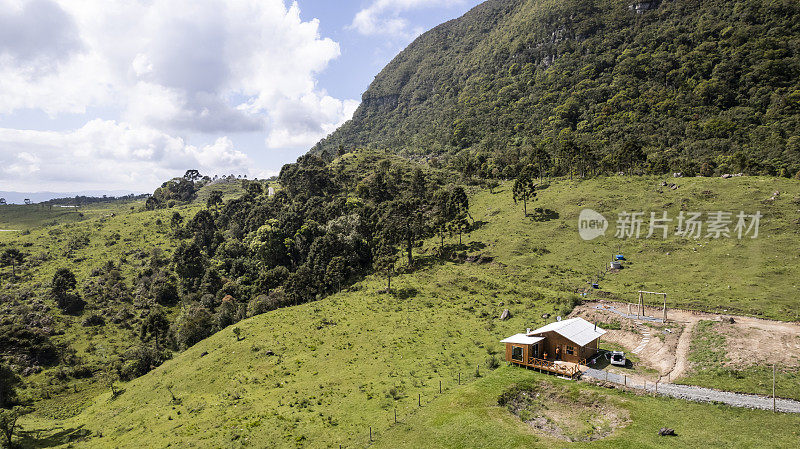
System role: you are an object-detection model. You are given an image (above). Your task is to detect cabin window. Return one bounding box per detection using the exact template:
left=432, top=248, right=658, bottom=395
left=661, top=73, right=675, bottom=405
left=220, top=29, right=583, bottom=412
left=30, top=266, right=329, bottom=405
left=511, top=346, right=523, bottom=361
left=565, top=345, right=575, bottom=356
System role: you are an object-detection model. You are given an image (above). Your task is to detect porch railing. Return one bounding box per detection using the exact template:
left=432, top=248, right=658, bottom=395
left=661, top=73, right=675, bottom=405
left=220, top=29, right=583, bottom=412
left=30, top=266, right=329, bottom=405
left=523, top=357, right=582, bottom=377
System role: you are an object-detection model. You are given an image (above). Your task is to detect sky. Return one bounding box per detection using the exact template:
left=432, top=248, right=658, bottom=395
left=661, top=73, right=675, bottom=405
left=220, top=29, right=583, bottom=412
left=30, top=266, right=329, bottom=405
left=0, top=0, right=483, bottom=194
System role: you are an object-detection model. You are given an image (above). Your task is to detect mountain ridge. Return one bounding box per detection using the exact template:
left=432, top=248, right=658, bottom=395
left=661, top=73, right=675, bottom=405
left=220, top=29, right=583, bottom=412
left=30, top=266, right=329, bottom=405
left=312, top=0, right=800, bottom=178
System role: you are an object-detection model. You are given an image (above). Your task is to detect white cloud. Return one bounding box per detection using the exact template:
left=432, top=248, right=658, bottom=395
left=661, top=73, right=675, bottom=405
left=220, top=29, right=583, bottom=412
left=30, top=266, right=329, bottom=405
left=350, top=0, right=468, bottom=38
left=0, top=0, right=82, bottom=69
left=0, top=120, right=253, bottom=192
left=0, top=0, right=357, bottom=145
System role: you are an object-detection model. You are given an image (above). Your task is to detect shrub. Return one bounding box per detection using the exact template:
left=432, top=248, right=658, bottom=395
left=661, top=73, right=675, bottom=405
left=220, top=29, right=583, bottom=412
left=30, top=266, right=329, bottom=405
left=172, top=305, right=213, bottom=350
left=0, top=362, right=20, bottom=408
left=118, top=344, right=171, bottom=381
left=82, top=314, right=106, bottom=327
left=246, top=291, right=284, bottom=317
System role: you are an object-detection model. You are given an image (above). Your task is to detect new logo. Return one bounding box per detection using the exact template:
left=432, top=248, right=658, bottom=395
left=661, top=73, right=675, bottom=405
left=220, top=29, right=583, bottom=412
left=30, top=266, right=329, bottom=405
left=578, top=209, right=608, bottom=241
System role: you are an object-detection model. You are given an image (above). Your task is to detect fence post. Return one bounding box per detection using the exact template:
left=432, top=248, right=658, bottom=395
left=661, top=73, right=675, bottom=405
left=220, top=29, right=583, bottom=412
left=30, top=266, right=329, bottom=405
left=773, top=364, right=777, bottom=413
left=439, top=380, right=442, bottom=394
left=458, top=372, right=461, bottom=385
left=624, top=375, right=626, bottom=387
left=418, top=393, right=421, bottom=407
left=370, top=426, right=372, bottom=442
left=394, top=408, right=397, bottom=424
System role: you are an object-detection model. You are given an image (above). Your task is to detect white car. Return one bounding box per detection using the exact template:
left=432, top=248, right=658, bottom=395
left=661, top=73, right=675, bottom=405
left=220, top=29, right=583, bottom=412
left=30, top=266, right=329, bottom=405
left=610, top=351, right=627, bottom=366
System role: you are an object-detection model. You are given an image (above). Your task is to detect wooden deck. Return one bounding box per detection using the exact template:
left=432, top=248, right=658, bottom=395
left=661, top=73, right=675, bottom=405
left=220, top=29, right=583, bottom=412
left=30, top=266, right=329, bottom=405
left=510, top=357, right=587, bottom=378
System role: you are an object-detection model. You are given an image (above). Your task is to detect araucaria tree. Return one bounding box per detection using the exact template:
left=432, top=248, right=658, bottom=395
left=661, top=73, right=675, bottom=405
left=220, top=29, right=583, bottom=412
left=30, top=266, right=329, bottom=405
left=51, top=267, right=85, bottom=313
left=512, top=167, right=537, bottom=216
left=447, top=186, right=469, bottom=245
left=0, top=248, right=24, bottom=279
left=372, top=234, right=398, bottom=292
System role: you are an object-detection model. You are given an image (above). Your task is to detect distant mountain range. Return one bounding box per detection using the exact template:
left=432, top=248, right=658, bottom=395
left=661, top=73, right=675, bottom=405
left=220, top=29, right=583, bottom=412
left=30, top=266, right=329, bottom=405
left=0, top=190, right=144, bottom=205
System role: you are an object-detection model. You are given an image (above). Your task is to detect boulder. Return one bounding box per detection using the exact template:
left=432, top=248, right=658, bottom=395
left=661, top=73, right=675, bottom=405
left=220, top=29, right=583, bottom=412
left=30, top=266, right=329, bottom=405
left=658, top=428, right=676, bottom=436
left=499, top=309, right=511, bottom=321
left=542, top=313, right=550, bottom=319
left=721, top=174, right=732, bottom=179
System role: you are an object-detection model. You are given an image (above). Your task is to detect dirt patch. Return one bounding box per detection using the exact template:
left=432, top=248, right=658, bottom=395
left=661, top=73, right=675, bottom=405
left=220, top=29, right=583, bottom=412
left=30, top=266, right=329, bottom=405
left=572, top=301, right=800, bottom=382
left=570, top=305, right=683, bottom=376
left=499, top=380, right=630, bottom=442
left=711, top=320, right=800, bottom=368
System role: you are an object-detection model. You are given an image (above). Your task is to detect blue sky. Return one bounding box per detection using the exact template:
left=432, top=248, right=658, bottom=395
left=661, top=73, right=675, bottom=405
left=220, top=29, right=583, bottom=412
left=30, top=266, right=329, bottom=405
left=0, top=0, right=482, bottom=193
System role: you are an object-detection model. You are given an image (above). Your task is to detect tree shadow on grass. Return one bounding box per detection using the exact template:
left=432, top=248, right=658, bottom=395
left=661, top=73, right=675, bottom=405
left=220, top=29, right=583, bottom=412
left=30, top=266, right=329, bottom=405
left=17, top=425, right=91, bottom=448
left=391, top=287, right=419, bottom=300
left=468, top=220, right=489, bottom=232
left=527, top=208, right=559, bottom=222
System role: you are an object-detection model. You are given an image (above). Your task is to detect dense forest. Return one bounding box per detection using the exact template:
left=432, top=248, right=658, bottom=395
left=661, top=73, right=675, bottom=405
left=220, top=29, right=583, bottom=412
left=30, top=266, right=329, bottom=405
left=0, top=155, right=474, bottom=392
left=313, top=0, right=800, bottom=178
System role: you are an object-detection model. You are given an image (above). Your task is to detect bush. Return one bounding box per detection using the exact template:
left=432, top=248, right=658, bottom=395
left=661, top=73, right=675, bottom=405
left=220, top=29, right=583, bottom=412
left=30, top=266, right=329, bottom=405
left=172, top=305, right=213, bottom=350
left=82, top=314, right=106, bottom=327
left=246, top=291, right=284, bottom=317
left=0, top=362, right=20, bottom=408
left=153, top=278, right=180, bottom=306
left=118, top=344, right=171, bottom=381
left=56, top=293, right=86, bottom=314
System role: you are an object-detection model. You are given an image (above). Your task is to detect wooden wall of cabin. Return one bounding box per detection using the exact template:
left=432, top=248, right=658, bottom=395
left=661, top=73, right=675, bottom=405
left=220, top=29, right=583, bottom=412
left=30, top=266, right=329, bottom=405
left=504, top=343, right=529, bottom=363
left=580, top=337, right=600, bottom=360
left=533, top=331, right=584, bottom=364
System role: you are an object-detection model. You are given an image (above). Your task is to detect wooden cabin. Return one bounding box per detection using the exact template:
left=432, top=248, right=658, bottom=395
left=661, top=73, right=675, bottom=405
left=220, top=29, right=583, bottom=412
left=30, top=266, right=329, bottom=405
left=500, top=317, right=605, bottom=376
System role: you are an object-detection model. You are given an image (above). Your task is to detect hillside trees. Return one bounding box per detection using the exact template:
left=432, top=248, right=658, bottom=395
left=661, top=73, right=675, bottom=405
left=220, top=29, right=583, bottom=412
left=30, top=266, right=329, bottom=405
left=110, top=154, right=467, bottom=361
left=373, top=236, right=398, bottom=292
left=311, top=0, right=800, bottom=178
left=139, top=307, right=172, bottom=347
left=0, top=362, right=19, bottom=408
left=0, top=249, right=24, bottom=279
left=206, top=190, right=223, bottom=209
left=512, top=167, right=537, bottom=216
left=447, top=186, right=470, bottom=245
left=173, top=242, right=205, bottom=291
left=172, top=304, right=214, bottom=350
left=51, top=268, right=85, bottom=314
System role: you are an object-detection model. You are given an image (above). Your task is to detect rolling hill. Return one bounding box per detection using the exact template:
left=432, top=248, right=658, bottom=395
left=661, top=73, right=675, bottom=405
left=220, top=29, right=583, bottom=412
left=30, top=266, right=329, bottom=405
left=16, top=175, right=800, bottom=447
left=5, top=0, right=800, bottom=446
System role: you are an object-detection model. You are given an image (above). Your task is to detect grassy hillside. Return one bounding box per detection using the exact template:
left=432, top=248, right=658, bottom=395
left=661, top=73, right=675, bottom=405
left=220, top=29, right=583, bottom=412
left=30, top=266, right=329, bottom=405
left=375, top=367, right=800, bottom=448
left=315, top=0, right=800, bottom=178
left=0, top=200, right=206, bottom=402
left=16, top=175, right=800, bottom=448
left=0, top=202, right=137, bottom=230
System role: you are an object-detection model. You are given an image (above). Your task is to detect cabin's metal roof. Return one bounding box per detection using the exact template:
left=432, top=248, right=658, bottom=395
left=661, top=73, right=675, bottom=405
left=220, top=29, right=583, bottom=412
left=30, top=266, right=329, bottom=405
left=526, top=317, right=605, bottom=347
left=499, top=334, right=545, bottom=345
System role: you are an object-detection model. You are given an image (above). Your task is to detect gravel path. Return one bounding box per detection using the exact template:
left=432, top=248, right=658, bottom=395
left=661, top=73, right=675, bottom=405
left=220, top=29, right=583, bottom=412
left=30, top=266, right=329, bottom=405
left=593, top=304, right=664, bottom=323
left=583, top=368, right=800, bottom=413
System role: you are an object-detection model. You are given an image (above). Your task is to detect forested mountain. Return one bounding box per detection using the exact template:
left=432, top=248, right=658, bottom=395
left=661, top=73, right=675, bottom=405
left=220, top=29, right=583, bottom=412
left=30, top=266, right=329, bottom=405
left=313, top=0, right=800, bottom=178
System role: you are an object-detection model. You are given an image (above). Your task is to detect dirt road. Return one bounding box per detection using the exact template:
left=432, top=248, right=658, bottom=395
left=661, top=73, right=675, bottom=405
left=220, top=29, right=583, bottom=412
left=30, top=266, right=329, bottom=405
left=583, top=368, right=800, bottom=413
left=572, top=301, right=800, bottom=383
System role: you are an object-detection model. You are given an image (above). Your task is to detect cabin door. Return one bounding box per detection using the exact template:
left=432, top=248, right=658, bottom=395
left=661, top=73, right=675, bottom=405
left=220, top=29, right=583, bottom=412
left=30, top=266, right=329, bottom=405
left=531, top=343, right=539, bottom=359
